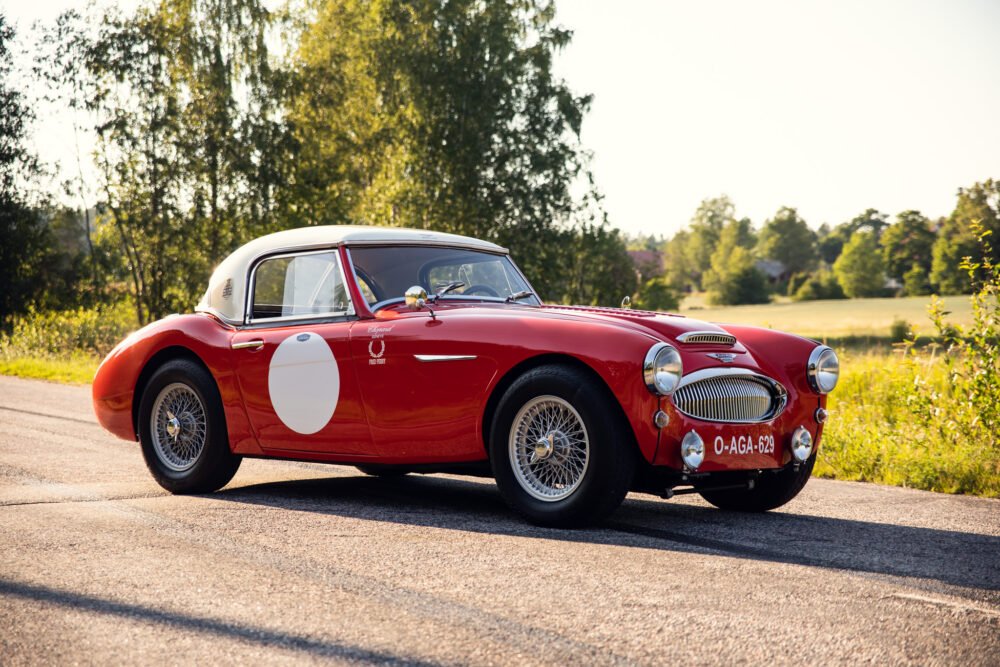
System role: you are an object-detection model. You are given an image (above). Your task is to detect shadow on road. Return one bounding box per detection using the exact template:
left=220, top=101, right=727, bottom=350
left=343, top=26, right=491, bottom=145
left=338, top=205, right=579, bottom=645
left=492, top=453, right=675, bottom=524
left=215, top=474, right=1000, bottom=593
left=0, top=578, right=435, bottom=666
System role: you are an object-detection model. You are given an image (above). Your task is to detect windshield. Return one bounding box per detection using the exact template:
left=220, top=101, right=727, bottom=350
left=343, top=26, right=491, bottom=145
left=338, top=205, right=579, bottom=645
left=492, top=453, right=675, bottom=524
left=349, top=246, right=539, bottom=308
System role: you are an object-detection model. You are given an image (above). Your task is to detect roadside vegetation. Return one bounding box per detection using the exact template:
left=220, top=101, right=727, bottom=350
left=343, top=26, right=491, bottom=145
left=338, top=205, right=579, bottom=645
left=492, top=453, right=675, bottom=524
left=0, top=303, right=136, bottom=384
left=817, top=350, right=999, bottom=497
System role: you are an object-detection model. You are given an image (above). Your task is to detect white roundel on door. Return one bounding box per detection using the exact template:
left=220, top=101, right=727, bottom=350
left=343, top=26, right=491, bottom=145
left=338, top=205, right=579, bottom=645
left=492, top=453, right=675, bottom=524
left=268, top=332, right=340, bottom=434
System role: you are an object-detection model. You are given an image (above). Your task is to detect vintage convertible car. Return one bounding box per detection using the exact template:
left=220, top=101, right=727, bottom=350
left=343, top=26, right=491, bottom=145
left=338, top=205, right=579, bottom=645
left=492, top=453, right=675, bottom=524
left=93, top=226, right=839, bottom=526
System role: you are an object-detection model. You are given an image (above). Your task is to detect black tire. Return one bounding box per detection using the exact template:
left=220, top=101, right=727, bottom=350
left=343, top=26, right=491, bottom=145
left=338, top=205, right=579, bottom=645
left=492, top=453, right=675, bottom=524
left=699, top=453, right=815, bottom=512
left=489, top=365, right=635, bottom=527
left=138, top=358, right=242, bottom=494
left=355, top=464, right=409, bottom=478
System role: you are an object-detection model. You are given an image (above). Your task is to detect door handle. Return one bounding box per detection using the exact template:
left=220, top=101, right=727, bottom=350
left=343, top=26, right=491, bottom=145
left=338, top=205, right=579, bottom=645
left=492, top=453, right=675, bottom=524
left=232, top=339, right=264, bottom=351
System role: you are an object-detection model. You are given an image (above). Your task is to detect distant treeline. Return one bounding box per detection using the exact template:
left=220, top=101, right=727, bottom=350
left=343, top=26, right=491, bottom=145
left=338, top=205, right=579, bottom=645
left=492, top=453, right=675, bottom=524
left=628, top=182, right=1000, bottom=306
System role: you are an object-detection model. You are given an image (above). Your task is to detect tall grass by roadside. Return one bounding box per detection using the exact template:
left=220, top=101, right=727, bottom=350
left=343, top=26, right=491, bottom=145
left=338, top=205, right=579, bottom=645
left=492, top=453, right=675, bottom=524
left=816, top=349, right=999, bottom=497
left=0, top=303, right=137, bottom=384
left=819, top=226, right=1000, bottom=497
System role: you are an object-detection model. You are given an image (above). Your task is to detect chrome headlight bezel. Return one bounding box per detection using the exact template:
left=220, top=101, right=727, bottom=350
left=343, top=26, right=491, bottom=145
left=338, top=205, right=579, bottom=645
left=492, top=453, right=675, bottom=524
left=807, top=346, right=839, bottom=394
left=643, top=343, right=683, bottom=396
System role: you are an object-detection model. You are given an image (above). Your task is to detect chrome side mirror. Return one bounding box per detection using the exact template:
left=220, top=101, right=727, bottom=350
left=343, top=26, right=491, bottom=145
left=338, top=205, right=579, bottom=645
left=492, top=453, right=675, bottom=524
left=404, top=285, right=436, bottom=320
left=405, top=285, right=428, bottom=310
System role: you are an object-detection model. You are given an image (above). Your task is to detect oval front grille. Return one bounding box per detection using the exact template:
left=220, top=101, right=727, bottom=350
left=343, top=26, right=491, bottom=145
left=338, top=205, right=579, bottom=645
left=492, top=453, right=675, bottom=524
left=673, top=375, right=780, bottom=423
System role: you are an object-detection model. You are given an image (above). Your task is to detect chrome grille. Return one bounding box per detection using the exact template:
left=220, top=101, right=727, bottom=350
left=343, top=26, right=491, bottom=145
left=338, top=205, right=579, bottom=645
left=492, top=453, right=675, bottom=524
left=673, top=375, right=782, bottom=423
left=677, top=331, right=737, bottom=345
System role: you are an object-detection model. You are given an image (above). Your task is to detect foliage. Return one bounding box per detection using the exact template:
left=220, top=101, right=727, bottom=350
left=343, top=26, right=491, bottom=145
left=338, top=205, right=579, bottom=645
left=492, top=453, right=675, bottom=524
left=833, top=230, right=885, bottom=298
left=914, top=223, right=1000, bottom=464
left=889, top=318, right=910, bottom=343
left=846, top=207, right=889, bottom=240
left=679, top=196, right=738, bottom=290
left=703, top=220, right=768, bottom=306
left=902, top=262, right=932, bottom=296
left=286, top=0, right=630, bottom=302
left=756, top=206, right=817, bottom=277
left=880, top=210, right=935, bottom=283
left=815, top=350, right=999, bottom=497
left=41, top=1, right=288, bottom=323
left=791, top=268, right=845, bottom=301
left=661, top=229, right=693, bottom=292
left=633, top=275, right=679, bottom=312
left=816, top=222, right=848, bottom=266
left=554, top=221, right=638, bottom=306
left=0, top=302, right=138, bottom=359
left=0, top=15, right=52, bottom=332
left=822, top=223, right=1000, bottom=497
left=931, top=179, right=1000, bottom=294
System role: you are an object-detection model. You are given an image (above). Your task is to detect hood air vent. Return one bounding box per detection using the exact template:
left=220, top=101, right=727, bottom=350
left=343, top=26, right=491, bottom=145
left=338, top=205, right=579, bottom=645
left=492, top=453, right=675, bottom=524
left=676, top=331, right=737, bottom=346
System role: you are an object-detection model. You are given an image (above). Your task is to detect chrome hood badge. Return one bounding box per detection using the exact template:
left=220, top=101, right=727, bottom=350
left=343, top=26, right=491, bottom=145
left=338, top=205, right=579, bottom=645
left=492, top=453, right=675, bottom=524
left=706, top=352, right=737, bottom=363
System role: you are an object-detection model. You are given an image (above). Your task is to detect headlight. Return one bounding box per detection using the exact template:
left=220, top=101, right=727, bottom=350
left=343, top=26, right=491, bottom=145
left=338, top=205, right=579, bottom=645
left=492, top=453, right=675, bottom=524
left=807, top=346, right=839, bottom=393
left=643, top=343, right=683, bottom=395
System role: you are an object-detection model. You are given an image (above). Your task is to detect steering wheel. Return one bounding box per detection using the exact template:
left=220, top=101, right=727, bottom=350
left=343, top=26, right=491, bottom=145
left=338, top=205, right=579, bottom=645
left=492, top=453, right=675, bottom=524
left=462, top=284, right=500, bottom=298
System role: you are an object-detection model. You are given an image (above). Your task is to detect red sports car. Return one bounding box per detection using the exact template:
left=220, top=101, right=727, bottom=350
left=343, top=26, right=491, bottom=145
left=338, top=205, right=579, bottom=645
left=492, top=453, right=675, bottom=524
left=93, top=226, right=839, bottom=526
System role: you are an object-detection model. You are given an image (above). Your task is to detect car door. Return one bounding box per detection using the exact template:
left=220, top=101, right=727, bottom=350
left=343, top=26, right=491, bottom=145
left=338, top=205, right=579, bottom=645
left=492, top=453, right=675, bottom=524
left=231, top=248, right=372, bottom=455
left=350, top=311, right=498, bottom=463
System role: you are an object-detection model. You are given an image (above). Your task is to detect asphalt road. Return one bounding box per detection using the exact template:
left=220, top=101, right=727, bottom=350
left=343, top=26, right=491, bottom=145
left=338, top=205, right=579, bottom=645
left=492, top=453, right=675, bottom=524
left=1, top=375, right=998, bottom=666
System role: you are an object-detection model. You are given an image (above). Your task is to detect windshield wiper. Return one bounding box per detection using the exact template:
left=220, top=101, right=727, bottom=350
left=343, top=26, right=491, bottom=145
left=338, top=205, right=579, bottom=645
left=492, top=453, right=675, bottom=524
left=505, top=290, right=534, bottom=303
left=429, top=281, right=465, bottom=302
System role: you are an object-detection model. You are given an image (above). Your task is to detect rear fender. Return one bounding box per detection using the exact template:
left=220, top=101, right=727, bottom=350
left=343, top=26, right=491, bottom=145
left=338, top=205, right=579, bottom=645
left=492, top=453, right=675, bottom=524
left=92, top=314, right=257, bottom=453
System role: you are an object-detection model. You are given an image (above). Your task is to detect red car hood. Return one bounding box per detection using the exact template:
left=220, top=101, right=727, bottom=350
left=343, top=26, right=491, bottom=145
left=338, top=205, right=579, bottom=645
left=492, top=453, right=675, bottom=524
left=540, top=305, right=742, bottom=349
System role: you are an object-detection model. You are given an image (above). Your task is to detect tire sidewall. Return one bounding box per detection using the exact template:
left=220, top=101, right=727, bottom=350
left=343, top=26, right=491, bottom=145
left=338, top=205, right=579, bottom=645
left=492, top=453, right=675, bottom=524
left=490, top=366, right=632, bottom=526
left=699, top=452, right=816, bottom=512
left=138, top=359, right=232, bottom=493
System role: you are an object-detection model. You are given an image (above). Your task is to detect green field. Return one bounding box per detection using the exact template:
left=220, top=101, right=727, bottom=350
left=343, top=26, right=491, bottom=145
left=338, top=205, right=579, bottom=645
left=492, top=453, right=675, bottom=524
left=679, top=294, right=973, bottom=340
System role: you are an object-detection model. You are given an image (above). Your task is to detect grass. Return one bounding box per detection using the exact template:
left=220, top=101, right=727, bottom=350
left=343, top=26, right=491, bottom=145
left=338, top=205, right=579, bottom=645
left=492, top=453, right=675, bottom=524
left=816, top=349, right=1000, bottom=497
left=679, top=293, right=974, bottom=340
left=0, top=354, right=100, bottom=385
left=0, top=303, right=133, bottom=385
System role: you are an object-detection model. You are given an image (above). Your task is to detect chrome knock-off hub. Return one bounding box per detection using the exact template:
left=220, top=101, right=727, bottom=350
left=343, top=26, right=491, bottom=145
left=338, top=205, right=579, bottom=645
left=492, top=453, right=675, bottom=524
left=166, top=416, right=181, bottom=439
left=534, top=431, right=569, bottom=461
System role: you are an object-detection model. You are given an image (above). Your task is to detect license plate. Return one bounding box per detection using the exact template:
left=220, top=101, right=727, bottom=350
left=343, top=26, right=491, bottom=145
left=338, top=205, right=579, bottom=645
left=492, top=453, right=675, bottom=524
left=710, top=432, right=776, bottom=456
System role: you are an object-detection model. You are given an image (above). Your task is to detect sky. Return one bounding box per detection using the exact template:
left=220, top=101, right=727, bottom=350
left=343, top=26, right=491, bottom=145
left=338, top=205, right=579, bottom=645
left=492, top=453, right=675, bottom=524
left=6, top=0, right=1000, bottom=238
left=551, top=0, right=1000, bottom=237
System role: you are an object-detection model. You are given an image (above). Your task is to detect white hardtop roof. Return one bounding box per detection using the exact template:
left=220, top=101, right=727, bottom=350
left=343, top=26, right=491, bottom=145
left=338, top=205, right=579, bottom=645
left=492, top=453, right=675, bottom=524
left=196, top=225, right=507, bottom=324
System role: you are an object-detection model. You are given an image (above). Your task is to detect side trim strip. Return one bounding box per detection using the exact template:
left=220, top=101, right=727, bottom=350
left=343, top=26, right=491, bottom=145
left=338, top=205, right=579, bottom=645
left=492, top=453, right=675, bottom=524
left=413, top=355, right=477, bottom=362
left=231, top=340, right=264, bottom=350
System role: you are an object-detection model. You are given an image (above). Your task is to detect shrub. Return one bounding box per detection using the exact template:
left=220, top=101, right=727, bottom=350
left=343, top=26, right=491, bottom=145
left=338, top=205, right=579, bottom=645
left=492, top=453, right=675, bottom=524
left=889, top=318, right=910, bottom=343
left=0, top=301, right=138, bottom=359
left=634, top=275, right=680, bottom=312
left=792, top=269, right=845, bottom=301
left=902, top=263, right=932, bottom=296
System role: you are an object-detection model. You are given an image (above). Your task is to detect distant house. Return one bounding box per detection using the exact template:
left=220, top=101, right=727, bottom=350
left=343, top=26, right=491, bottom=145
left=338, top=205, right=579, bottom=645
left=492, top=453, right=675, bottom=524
left=627, top=250, right=663, bottom=281
left=755, top=259, right=787, bottom=284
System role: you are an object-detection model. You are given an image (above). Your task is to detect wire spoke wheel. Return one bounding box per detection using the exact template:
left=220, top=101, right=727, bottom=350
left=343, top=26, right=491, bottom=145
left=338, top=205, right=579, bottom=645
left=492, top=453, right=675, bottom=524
left=508, top=395, right=590, bottom=502
left=150, top=382, right=207, bottom=472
